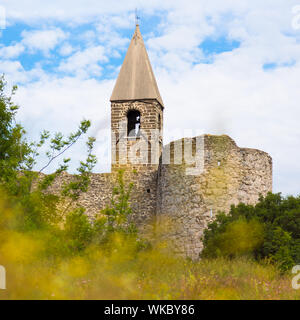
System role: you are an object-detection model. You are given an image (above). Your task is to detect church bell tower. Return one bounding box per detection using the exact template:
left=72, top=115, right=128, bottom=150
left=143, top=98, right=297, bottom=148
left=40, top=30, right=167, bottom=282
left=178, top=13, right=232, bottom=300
left=110, top=23, right=164, bottom=171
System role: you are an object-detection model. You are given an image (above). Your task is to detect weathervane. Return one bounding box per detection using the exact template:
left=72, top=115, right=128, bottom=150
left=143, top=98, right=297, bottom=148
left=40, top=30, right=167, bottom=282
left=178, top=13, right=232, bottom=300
left=135, top=8, right=140, bottom=26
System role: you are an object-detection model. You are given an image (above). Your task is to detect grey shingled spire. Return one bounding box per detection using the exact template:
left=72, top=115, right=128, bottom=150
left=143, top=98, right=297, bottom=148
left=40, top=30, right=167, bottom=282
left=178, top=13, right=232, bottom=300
left=110, top=24, right=164, bottom=107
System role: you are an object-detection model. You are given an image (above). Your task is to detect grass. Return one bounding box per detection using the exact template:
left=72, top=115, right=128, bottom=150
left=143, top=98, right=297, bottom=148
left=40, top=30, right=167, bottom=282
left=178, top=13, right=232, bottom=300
left=0, top=233, right=299, bottom=300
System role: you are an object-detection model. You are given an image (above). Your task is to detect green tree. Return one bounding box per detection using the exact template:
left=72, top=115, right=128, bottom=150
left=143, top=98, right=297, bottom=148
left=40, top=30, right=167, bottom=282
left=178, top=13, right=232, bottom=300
left=64, top=208, right=94, bottom=253
left=0, top=75, right=31, bottom=188
left=202, top=192, right=300, bottom=271
left=0, top=74, right=97, bottom=231
left=0, top=74, right=146, bottom=261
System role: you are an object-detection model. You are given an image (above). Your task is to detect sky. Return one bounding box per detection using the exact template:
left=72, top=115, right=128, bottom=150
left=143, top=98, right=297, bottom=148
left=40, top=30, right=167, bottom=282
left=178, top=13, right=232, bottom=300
left=0, top=0, right=300, bottom=196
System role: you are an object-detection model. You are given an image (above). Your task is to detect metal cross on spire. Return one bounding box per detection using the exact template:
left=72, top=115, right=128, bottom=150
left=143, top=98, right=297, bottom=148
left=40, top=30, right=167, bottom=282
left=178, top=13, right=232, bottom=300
left=135, top=8, right=140, bottom=26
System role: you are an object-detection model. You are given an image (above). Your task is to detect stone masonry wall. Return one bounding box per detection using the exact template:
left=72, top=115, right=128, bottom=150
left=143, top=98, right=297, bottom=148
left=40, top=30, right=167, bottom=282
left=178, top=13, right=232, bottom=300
left=47, top=100, right=164, bottom=228
left=110, top=100, right=163, bottom=228
left=46, top=134, right=272, bottom=261
left=45, top=172, right=113, bottom=219
left=157, top=135, right=272, bottom=260
left=111, top=100, right=163, bottom=165
left=47, top=166, right=158, bottom=228
left=111, top=165, right=159, bottom=227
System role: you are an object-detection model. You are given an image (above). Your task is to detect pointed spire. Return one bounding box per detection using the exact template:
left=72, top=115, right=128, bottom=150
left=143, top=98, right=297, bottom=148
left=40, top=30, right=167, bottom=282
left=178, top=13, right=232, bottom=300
left=110, top=24, right=164, bottom=107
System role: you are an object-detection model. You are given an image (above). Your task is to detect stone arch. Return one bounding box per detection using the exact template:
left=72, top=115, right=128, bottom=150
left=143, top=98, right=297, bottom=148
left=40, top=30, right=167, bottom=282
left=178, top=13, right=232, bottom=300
left=127, top=109, right=141, bottom=137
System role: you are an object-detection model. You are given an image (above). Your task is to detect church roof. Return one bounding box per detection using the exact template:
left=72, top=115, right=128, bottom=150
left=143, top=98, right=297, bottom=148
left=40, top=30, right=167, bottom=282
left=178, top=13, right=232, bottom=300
left=110, top=24, right=164, bottom=107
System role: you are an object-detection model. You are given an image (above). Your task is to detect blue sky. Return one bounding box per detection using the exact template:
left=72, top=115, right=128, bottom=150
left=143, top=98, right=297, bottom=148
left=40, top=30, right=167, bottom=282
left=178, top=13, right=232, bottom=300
left=1, top=17, right=241, bottom=78
left=0, top=0, right=300, bottom=196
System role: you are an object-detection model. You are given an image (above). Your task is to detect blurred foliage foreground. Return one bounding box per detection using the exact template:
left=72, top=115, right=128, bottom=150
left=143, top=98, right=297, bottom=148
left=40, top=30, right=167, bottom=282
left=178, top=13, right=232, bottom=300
left=0, top=75, right=300, bottom=299
left=0, top=190, right=300, bottom=300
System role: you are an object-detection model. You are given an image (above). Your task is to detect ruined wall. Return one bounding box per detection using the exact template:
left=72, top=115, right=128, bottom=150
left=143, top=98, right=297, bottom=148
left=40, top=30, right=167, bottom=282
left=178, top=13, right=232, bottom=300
left=46, top=134, right=272, bottom=260
left=46, top=100, right=164, bottom=227
left=112, top=165, right=159, bottom=226
left=46, top=172, right=113, bottom=218
left=157, top=135, right=272, bottom=260
left=47, top=167, right=158, bottom=228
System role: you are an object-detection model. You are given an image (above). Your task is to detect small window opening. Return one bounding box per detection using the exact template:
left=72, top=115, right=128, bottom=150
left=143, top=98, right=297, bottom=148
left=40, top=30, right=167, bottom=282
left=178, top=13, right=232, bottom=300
left=217, top=161, right=221, bottom=167
left=127, top=110, right=140, bottom=137
left=147, top=189, right=151, bottom=193
left=158, top=114, right=161, bottom=130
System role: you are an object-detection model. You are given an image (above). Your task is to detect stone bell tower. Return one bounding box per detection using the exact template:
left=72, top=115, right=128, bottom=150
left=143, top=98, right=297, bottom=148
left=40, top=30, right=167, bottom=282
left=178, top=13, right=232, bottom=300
left=110, top=23, right=164, bottom=170
left=110, top=23, right=164, bottom=224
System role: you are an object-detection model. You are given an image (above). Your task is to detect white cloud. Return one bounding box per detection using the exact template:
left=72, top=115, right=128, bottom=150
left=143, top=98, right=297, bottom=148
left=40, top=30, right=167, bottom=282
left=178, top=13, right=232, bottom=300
left=0, top=43, right=25, bottom=59
left=14, top=76, right=113, bottom=173
left=0, top=60, right=24, bottom=77
left=1, top=0, right=167, bottom=24
left=59, top=43, right=75, bottom=56
left=0, top=28, right=68, bottom=60
left=155, top=54, right=300, bottom=196
left=1, top=0, right=300, bottom=195
left=58, top=45, right=107, bottom=77
left=95, top=23, right=130, bottom=51
left=21, top=28, right=68, bottom=54
left=0, top=59, right=48, bottom=84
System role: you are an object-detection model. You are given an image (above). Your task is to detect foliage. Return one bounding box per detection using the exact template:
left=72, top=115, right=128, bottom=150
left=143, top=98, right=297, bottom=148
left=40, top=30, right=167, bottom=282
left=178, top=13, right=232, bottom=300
left=0, top=74, right=143, bottom=260
left=1, top=189, right=298, bottom=300
left=0, top=75, right=31, bottom=186
left=1, top=74, right=300, bottom=300
left=0, top=199, right=299, bottom=300
left=61, top=170, right=140, bottom=254
left=202, top=192, right=300, bottom=271
left=100, top=170, right=136, bottom=234
left=0, top=75, right=97, bottom=231
left=0, top=75, right=140, bottom=258
left=64, top=208, right=94, bottom=253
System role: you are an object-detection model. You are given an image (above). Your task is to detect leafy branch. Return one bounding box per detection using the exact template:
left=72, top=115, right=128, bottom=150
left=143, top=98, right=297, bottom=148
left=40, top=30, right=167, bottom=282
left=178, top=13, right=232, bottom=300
left=100, top=170, right=135, bottom=233
left=38, top=120, right=91, bottom=173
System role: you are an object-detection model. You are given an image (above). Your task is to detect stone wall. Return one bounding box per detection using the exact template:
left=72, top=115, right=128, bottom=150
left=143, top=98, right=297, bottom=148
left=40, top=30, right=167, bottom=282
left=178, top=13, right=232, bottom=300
left=45, top=172, right=113, bottom=218
left=112, top=165, right=159, bottom=226
left=110, top=100, right=164, bottom=228
left=47, top=166, right=158, bottom=227
left=46, top=134, right=272, bottom=261
left=157, top=135, right=272, bottom=260
left=111, top=100, right=163, bottom=165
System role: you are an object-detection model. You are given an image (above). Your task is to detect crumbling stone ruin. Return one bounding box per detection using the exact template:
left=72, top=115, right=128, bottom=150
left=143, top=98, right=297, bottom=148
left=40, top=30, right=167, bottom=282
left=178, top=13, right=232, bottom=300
left=50, top=24, right=272, bottom=260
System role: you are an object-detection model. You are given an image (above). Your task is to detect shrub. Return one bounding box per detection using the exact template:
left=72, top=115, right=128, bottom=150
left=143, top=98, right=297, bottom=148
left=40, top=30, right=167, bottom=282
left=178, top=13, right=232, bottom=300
left=202, top=192, right=300, bottom=271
